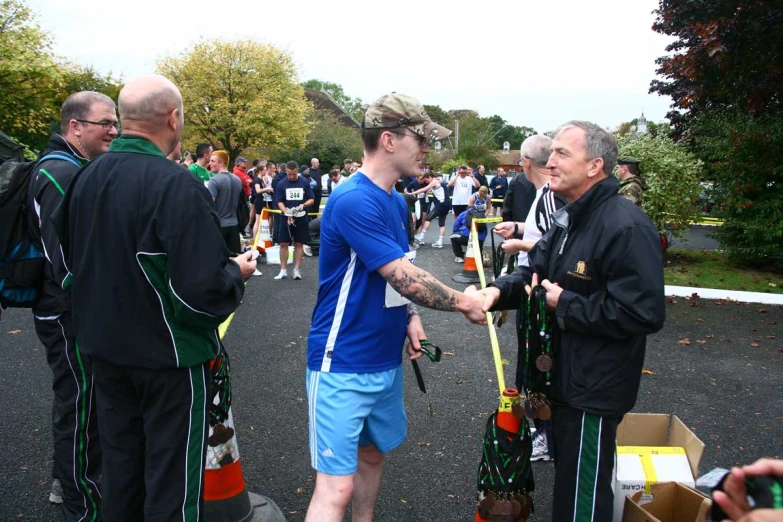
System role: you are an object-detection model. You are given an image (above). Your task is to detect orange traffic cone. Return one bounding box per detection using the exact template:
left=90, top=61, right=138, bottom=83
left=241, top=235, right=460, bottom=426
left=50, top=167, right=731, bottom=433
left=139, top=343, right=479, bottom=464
left=497, top=388, right=522, bottom=437
left=452, top=229, right=482, bottom=284
left=204, top=355, right=285, bottom=522
left=254, top=209, right=273, bottom=254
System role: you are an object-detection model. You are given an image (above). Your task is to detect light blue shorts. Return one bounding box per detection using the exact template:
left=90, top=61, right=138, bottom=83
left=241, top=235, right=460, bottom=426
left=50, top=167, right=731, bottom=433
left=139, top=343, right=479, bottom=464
left=306, top=365, right=407, bottom=475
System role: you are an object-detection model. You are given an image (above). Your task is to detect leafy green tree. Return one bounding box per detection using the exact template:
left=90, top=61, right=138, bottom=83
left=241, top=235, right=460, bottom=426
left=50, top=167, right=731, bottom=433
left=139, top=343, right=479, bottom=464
left=493, top=123, right=537, bottom=150
left=651, top=0, right=782, bottom=267
left=439, top=157, right=468, bottom=175
left=59, top=64, right=122, bottom=104
left=269, top=108, right=363, bottom=170
left=423, top=105, right=450, bottom=129
left=690, top=109, right=783, bottom=270
left=0, top=0, right=62, bottom=151
left=157, top=40, right=310, bottom=163
left=302, top=79, right=365, bottom=122
left=616, top=133, right=702, bottom=240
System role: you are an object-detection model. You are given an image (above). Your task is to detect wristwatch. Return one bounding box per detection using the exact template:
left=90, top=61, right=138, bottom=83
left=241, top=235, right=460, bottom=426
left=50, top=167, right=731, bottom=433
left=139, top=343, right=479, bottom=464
left=514, top=223, right=519, bottom=235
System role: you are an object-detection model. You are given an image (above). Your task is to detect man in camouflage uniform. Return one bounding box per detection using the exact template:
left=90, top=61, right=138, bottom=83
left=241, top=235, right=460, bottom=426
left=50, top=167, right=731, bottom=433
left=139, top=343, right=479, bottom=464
left=617, top=156, right=645, bottom=206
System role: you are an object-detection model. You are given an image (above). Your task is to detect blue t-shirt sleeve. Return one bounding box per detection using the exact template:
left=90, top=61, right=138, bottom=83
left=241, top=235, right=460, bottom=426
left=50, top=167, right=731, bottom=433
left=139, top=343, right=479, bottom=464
left=332, top=191, right=406, bottom=272
left=274, top=180, right=285, bottom=204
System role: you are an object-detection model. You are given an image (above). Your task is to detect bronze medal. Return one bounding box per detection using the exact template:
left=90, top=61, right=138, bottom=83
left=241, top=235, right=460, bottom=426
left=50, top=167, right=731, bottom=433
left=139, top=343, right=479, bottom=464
left=524, top=399, right=538, bottom=419
left=511, top=402, right=525, bottom=420
left=535, top=354, right=553, bottom=372
left=490, top=499, right=518, bottom=516
left=537, top=403, right=552, bottom=421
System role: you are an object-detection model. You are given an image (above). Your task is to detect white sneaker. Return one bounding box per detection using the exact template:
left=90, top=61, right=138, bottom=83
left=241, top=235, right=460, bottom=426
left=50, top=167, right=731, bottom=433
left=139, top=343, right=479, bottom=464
left=455, top=257, right=464, bottom=263
left=530, top=432, right=552, bottom=461
left=303, top=245, right=313, bottom=257
left=293, top=268, right=302, bottom=280
left=414, top=233, right=425, bottom=244
left=253, top=269, right=263, bottom=277
left=49, top=479, right=63, bottom=504
left=274, top=270, right=288, bottom=280
left=431, top=240, right=443, bottom=248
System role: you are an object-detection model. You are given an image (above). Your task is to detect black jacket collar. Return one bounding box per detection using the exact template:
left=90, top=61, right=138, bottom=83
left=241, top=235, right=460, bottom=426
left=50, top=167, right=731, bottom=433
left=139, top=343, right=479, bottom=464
left=553, top=176, right=619, bottom=230
left=43, top=134, right=87, bottom=163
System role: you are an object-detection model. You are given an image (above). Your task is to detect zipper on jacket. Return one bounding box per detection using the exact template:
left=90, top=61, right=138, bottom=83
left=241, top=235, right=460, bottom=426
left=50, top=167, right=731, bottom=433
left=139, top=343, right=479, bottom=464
left=558, top=229, right=569, bottom=255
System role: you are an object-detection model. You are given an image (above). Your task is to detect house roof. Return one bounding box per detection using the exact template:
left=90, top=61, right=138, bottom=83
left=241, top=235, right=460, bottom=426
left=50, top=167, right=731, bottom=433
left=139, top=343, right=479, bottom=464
left=493, top=149, right=523, bottom=167
left=304, top=89, right=361, bottom=129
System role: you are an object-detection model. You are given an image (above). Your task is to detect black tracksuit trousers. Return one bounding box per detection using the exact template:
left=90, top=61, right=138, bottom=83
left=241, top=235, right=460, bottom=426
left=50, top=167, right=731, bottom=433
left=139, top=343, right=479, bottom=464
left=551, top=405, right=621, bottom=522
left=34, top=313, right=102, bottom=522
left=92, top=359, right=210, bottom=522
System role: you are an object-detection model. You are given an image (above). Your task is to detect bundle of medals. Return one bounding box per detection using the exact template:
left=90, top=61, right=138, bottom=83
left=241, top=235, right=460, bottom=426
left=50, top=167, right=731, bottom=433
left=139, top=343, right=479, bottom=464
left=475, top=407, right=535, bottom=521
left=522, top=285, right=554, bottom=422
left=208, top=345, right=233, bottom=446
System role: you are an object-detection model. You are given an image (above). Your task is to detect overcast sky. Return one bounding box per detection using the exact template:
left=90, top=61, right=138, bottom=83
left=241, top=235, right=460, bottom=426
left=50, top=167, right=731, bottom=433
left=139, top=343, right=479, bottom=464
left=30, top=0, right=674, bottom=133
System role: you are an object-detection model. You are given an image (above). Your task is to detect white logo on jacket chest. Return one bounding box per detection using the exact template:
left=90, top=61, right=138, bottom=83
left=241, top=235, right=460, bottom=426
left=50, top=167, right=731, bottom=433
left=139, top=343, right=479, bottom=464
left=286, top=188, right=304, bottom=200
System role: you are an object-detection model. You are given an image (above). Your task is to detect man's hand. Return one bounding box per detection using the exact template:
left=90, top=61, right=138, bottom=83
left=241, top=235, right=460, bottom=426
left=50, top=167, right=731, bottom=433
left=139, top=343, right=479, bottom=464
left=493, top=221, right=516, bottom=240
left=506, top=240, right=536, bottom=253
left=525, top=273, right=562, bottom=311
left=501, top=239, right=525, bottom=254
left=714, top=459, right=783, bottom=521
left=406, top=314, right=426, bottom=361
left=460, top=285, right=500, bottom=324
left=232, top=250, right=257, bottom=282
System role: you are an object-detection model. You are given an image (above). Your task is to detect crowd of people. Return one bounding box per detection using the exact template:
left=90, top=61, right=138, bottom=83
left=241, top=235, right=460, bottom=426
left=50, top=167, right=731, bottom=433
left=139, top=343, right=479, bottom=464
left=18, top=76, right=778, bottom=522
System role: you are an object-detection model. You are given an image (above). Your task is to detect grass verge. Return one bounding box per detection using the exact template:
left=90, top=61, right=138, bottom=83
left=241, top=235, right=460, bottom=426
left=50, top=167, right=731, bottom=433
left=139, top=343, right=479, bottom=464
left=664, top=249, right=783, bottom=294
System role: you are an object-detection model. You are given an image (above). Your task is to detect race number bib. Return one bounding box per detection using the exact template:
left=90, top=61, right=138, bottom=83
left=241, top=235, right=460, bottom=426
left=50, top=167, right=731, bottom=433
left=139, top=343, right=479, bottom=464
left=384, top=250, right=417, bottom=308
left=460, top=182, right=469, bottom=189
left=286, top=188, right=304, bottom=201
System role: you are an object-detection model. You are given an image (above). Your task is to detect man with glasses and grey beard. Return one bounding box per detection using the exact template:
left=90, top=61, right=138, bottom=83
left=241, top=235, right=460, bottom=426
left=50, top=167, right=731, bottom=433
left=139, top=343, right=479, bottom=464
left=28, top=91, right=119, bottom=521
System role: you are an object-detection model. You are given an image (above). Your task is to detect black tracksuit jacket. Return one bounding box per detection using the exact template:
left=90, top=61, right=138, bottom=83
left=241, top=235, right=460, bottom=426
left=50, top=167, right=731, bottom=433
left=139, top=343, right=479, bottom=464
left=53, top=135, right=245, bottom=369
left=491, top=177, right=666, bottom=417
left=28, top=135, right=86, bottom=316
left=502, top=172, right=537, bottom=222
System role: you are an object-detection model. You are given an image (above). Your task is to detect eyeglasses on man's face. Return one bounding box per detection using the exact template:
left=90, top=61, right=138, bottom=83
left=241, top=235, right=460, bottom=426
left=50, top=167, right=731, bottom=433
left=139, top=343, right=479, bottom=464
left=76, top=119, right=120, bottom=132
left=389, top=130, right=429, bottom=149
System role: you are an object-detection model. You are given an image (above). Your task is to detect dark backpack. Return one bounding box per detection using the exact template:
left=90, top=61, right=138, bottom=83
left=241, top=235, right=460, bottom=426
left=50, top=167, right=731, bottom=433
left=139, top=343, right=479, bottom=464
left=0, top=152, right=80, bottom=314
left=465, top=208, right=487, bottom=234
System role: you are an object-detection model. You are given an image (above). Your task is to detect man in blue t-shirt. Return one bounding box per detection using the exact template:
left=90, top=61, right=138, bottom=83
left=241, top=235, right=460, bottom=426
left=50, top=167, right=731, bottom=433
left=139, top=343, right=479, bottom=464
left=305, top=93, right=487, bottom=521
left=273, top=160, right=314, bottom=280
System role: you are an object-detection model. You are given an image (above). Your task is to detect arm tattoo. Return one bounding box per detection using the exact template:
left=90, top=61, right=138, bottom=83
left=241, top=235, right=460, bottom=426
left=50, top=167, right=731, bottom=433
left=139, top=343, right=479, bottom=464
left=385, top=262, right=458, bottom=311
left=407, top=303, right=420, bottom=323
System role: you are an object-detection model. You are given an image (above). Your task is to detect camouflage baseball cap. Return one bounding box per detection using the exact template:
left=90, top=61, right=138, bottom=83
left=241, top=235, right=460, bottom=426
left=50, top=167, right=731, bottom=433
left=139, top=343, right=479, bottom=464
left=362, top=93, right=452, bottom=143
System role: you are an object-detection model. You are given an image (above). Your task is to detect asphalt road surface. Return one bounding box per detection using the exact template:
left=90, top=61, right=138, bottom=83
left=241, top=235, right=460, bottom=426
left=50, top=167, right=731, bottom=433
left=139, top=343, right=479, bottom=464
left=0, top=225, right=778, bottom=522
left=668, top=225, right=720, bottom=251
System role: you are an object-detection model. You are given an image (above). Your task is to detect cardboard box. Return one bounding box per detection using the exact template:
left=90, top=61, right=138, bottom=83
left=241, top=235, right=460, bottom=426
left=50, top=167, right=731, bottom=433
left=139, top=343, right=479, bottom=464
left=612, top=414, right=705, bottom=522
left=622, top=482, right=712, bottom=522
